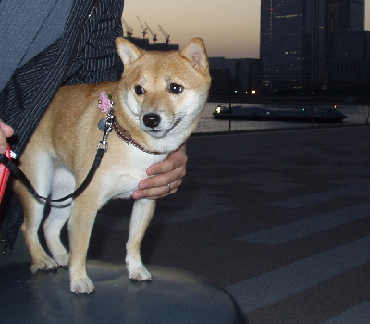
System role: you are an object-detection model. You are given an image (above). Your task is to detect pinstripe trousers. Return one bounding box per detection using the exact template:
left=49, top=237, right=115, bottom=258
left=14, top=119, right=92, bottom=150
left=0, top=0, right=124, bottom=250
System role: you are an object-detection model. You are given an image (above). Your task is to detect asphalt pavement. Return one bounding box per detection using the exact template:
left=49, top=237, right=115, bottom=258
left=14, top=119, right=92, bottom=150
left=94, top=124, right=370, bottom=323
left=2, top=124, right=370, bottom=323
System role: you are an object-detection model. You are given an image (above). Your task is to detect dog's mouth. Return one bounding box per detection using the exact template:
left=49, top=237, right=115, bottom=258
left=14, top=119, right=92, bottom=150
left=147, top=129, right=164, bottom=135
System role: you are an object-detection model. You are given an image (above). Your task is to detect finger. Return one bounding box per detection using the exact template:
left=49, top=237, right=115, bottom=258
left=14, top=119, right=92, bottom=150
left=0, top=122, right=14, bottom=154
left=0, top=122, right=15, bottom=138
left=132, top=179, right=181, bottom=200
left=138, top=185, right=179, bottom=200
left=0, top=132, right=8, bottom=155
left=139, top=179, right=181, bottom=199
left=0, top=143, right=7, bottom=155
left=139, top=163, right=186, bottom=191
left=146, top=145, right=187, bottom=176
left=139, top=173, right=172, bottom=191
left=132, top=144, right=187, bottom=200
left=146, top=156, right=178, bottom=176
left=0, top=132, right=6, bottom=154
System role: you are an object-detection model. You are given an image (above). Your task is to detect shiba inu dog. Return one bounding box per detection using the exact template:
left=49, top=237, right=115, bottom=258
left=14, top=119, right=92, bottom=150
left=14, top=37, right=211, bottom=293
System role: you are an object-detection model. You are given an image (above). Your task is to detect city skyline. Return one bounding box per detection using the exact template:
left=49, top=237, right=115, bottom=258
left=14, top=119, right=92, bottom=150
left=123, top=0, right=370, bottom=58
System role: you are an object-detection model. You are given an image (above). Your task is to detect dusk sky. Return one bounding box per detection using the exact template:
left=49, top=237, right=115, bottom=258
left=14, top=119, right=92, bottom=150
left=123, top=0, right=370, bottom=59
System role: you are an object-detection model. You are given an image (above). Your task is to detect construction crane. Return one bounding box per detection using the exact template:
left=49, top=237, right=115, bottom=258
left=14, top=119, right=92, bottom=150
left=145, top=23, right=157, bottom=43
left=137, top=16, right=147, bottom=38
left=158, top=25, right=170, bottom=44
left=121, top=18, right=133, bottom=37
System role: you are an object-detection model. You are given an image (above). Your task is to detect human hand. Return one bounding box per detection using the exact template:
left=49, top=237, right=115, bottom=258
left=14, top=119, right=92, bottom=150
left=0, top=120, right=14, bottom=154
left=132, top=144, right=188, bottom=199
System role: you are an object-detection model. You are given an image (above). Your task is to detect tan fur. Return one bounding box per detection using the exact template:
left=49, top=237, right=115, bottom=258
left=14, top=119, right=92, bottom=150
left=14, top=38, right=211, bottom=293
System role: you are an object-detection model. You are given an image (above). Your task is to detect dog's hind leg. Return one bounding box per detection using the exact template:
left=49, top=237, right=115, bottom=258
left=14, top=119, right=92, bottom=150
left=18, top=152, right=59, bottom=272
left=43, top=167, right=76, bottom=267
left=126, top=198, right=156, bottom=281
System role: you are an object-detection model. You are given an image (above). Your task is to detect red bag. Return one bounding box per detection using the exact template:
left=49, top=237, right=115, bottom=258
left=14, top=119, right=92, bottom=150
left=0, top=145, right=12, bottom=204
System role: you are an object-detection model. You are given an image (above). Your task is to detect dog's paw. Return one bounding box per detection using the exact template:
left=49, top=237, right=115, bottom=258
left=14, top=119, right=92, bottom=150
left=70, top=278, right=95, bottom=294
left=54, top=253, right=69, bottom=267
left=129, top=265, right=153, bottom=281
left=30, top=256, right=59, bottom=273
left=126, top=257, right=153, bottom=281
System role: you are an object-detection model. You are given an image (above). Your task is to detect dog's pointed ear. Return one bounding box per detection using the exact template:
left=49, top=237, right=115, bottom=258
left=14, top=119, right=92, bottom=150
left=181, top=38, right=209, bottom=72
left=116, top=37, right=143, bottom=65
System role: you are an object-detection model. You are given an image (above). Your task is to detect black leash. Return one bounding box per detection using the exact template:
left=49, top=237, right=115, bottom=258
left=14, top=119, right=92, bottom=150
left=0, top=111, right=114, bottom=203
left=0, top=148, right=105, bottom=202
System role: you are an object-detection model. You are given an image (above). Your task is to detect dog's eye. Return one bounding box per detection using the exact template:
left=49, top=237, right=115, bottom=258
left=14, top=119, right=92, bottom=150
left=168, top=83, right=183, bottom=94
left=135, top=85, right=145, bottom=95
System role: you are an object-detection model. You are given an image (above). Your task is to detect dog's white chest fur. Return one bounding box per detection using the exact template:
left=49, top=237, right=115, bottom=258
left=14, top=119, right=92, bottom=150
left=99, top=153, right=164, bottom=201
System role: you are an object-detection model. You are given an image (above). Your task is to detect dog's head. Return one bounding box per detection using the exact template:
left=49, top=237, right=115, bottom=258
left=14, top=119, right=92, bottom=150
left=115, top=37, right=211, bottom=145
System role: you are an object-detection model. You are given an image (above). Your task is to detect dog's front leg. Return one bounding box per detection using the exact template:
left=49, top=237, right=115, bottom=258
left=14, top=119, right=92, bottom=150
left=67, top=198, right=98, bottom=294
left=126, top=198, right=156, bottom=281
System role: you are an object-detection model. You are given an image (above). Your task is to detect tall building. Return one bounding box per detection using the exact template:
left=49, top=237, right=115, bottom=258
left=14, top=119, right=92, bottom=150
left=328, top=31, right=370, bottom=93
left=260, top=0, right=326, bottom=93
left=326, top=0, right=364, bottom=33
left=260, top=0, right=366, bottom=94
left=325, top=1, right=367, bottom=92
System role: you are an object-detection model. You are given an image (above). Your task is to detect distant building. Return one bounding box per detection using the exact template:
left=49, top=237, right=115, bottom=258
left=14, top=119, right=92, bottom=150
left=124, top=37, right=179, bottom=51
left=208, top=57, right=263, bottom=96
left=260, top=0, right=366, bottom=94
left=208, top=57, right=235, bottom=95
left=146, top=42, right=179, bottom=51
left=260, top=0, right=326, bottom=93
left=325, top=0, right=364, bottom=33
left=124, top=37, right=150, bottom=49
left=325, top=0, right=365, bottom=91
left=328, top=31, right=370, bottom=93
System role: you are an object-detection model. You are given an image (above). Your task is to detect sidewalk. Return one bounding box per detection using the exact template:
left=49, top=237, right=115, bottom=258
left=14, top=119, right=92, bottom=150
left=94, top=125, right=370, bottom=324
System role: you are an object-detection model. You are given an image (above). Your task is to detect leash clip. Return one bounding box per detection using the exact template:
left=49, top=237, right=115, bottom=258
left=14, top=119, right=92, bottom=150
left=97, top=112, right=114, bottom=152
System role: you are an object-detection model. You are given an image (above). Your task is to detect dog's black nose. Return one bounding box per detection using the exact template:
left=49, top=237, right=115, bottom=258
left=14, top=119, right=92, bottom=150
left=143, top=113, right=161, bottom=129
